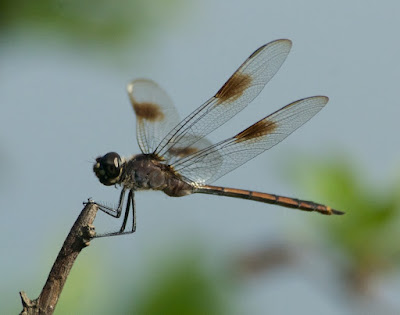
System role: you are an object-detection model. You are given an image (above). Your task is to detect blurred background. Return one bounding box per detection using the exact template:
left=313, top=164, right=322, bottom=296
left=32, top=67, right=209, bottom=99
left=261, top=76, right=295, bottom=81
left=1, top=0, right=400, bottom=314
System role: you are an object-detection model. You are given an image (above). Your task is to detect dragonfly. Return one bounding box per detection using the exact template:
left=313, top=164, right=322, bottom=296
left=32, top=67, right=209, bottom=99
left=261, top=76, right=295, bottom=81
left=93, top=39, right=344, bottom=238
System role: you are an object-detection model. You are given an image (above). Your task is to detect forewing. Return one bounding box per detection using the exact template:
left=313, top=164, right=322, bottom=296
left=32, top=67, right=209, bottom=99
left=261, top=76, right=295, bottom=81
left=172, top=96, right=328, bottom=185
left=127, top=79, right=180, bottom=154
left=155, top=39, right=292, bottom=157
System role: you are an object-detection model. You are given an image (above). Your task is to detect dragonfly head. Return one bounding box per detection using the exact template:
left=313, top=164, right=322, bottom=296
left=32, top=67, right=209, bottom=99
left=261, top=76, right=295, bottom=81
left=93, top=152, right=123, bottom=186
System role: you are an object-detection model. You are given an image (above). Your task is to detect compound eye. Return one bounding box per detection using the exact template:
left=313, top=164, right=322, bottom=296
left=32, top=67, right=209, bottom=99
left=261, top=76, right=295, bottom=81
left=101, top=152, right=121, bottom=177
left=94, top=152, right=122, bottom=186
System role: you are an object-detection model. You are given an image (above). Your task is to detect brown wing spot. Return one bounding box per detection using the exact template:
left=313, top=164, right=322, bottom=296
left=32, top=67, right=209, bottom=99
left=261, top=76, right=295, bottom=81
left=168, top=146, right=199, bottom=158
left=132, top=101, right=165, bottom=122
left=235, top=118, right=277, bottom=142
left=215, top=73, right=252, bottom=104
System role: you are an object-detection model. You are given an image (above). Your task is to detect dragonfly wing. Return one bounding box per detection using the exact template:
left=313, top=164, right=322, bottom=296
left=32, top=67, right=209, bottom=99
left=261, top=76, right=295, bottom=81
left=127, top=79, right=180, bottom=154
left=172, top=96, right=328, bottom=185
left=155, top=39, right=292, bottom=158
left=162, top=135, right=215, bottom=165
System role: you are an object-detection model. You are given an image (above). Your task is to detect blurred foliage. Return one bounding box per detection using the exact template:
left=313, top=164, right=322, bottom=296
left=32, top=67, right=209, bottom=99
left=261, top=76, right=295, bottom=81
left=54, top=245, right=235, bottom=314
left=235, top=244, right=295, bottom=276
left=56, top=251, right=105, bottom=314
left=0, top=0, right=184, bottom=46
left=129, top=248, right=233, bottom=315
left=292, top=156, right=400, bottom=294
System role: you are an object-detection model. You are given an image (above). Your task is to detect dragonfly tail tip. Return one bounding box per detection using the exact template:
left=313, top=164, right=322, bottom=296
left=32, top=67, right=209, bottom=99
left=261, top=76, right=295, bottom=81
left=331, top=208, right=345, bottom=215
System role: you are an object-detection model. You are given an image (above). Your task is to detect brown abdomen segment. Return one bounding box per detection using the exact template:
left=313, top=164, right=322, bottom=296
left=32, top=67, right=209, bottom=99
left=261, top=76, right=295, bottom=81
left=194, top=185, right=344, bottom=215
left=163, top=176, right=194, bottom=197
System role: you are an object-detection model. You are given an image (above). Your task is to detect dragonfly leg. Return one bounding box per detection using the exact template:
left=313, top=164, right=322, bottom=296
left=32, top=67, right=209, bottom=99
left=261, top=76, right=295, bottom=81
left=94, top=188, right=126, bottom=218
left=94, top=189, right=137, bottom=238
left=119, top=190, right=136, bottom=233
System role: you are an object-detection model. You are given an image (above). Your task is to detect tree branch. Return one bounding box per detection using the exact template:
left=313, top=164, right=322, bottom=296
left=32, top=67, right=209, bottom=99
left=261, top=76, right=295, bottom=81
left=19, top=201, right=99, bottom=315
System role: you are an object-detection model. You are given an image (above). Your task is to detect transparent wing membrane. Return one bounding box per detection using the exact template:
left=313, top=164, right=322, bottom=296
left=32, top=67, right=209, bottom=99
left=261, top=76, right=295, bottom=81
left=155, top=39, right=292, bottom=158
left=127, top=79, right=181, bottom=154
left=172, top=96, right=328, bottom=184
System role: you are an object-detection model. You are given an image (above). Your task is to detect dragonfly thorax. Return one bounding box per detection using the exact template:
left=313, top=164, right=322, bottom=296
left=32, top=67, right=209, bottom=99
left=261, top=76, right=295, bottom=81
left=122, top=154, right=194, bottom=196
left=120, top=154, right=167, bottom=190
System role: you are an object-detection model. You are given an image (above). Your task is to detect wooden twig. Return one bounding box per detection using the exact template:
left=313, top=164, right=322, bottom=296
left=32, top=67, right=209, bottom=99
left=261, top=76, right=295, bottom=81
left=19, top=201, right=98, bottom=315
